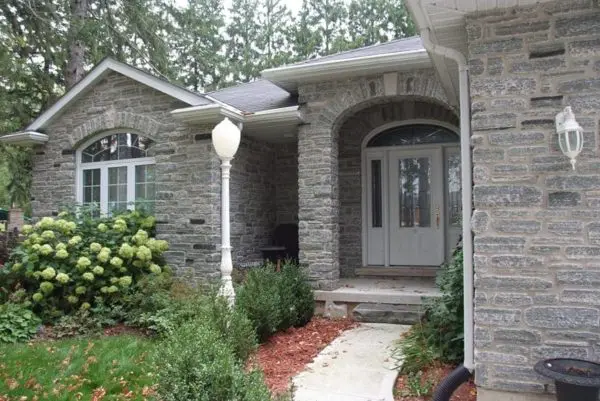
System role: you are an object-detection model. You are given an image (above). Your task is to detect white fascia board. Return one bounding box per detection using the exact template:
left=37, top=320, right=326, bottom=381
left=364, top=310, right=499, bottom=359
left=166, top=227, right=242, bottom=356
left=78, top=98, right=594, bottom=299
left=0, top=131, right=49, bottom=146
left=26, top=58, right=210, bottom=132
left=262, top=50, right=431, bottom=83
left=244, top=106, right=302, bottom=125
left=171, top=105, right=301, bottom=125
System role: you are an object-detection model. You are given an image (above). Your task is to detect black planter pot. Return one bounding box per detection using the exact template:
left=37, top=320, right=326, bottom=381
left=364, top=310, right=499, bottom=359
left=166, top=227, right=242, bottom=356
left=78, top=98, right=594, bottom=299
left=534, top=359, right=600, bottom=401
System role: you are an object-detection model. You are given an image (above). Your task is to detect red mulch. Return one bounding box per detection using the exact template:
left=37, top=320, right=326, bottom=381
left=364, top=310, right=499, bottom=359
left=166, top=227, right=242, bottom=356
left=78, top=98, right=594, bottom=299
left=251, top=317, right=357, bottom=395
left=394, top=363, right=477, bottom=401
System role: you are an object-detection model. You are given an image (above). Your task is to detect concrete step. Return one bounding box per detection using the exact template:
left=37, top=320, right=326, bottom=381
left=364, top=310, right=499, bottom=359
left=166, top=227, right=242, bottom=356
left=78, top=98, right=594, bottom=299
left=352, top=303, right=424, bottom=325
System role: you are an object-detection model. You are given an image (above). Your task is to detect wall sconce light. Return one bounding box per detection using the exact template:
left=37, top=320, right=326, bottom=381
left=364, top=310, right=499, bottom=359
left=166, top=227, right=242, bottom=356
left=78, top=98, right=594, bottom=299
left=555, top=106, right=584, bottom=170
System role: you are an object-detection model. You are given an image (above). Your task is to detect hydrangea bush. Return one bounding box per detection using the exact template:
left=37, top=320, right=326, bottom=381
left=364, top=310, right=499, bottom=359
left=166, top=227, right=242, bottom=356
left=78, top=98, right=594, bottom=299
left=0, top=210, right=169, bottom=320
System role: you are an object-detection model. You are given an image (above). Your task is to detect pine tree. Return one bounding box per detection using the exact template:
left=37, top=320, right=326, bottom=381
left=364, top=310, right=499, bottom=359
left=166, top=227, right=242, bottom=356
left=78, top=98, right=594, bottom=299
left=257, top=0, right=293, bottom=70
left=171, top=0, right=226, bottom=91
left=226, top=0, right=261, bottom=82
left=290, top=0, right=320, bottom=61
left=308, top=0, right=348, bottom=56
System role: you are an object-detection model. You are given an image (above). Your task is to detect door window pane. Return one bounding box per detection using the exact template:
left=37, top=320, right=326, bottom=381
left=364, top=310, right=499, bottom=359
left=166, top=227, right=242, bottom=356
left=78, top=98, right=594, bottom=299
left=135, top=165, right=156, bottom=213
left=447, top=153, right=462, bottom=227
left=108, top=166, right=128, bottom=213
left=399, top=157, right=431, bottom=227
left=371, top=160, right=382, bottom=228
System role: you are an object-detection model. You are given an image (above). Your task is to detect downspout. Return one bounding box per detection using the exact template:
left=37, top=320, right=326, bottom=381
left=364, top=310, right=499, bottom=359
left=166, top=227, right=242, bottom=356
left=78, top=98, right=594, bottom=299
left=420, top=26, right=475, bottom=398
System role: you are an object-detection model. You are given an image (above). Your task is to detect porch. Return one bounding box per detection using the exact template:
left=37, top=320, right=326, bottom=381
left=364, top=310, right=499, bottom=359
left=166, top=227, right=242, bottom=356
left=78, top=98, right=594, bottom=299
left=314, top=276, right=440, bottom=324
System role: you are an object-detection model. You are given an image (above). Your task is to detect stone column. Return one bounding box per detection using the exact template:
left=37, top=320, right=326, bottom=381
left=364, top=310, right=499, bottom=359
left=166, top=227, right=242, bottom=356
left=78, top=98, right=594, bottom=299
left=297, top=123, right=340, bottom=290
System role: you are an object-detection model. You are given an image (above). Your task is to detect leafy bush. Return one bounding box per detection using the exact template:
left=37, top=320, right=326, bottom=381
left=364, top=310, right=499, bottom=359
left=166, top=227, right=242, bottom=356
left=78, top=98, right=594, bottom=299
left=236, top=262, right=315, bottom=342
left=153, top=319, right=272, bottom=401
left=236, top=266, right=282, bottom=342
left=0, top=302, right=41, bottom=343
left=0, top=210, right=170, bottom=321
left=0, top=229, right=20, bottom=267
left=395, top=248, right=464, bottom=373
left=127, top=278, right=258, bottom=363
left=278, top=262, right=315, bottom=329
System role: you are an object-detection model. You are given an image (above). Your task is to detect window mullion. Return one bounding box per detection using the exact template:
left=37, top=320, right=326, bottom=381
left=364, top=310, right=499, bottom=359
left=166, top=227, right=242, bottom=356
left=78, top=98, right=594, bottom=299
left=100, top=166, right=108, bottom=215
left=127, top=164, right=135, bottom=210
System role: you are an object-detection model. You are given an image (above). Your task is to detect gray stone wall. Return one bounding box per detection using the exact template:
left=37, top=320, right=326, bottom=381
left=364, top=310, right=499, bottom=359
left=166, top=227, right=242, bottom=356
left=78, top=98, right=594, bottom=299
left=229, top=136, right=276, bottom=264
left=337, top=100, right=458, bottom=277
left=298, top=69, right=453, bottom=288
left=274, top=141, right=298, bottom=225
left=33, top=71, right=222, bottom=280
left=467, top=0, right=600, bottom=396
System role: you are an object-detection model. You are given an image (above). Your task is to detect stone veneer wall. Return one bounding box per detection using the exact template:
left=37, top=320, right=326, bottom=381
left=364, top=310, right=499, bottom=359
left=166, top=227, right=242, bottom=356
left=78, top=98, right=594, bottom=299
left=33, top=71, right=222, bottom=281
left=297, top=68, right=452, bottom=288
left=337, top=100, right=458, bottom=277
left=467, top=1, right=600, bottom=398
left=229, top=136, right=276, bottom=264
left=274, top=141, right=299, bottom=225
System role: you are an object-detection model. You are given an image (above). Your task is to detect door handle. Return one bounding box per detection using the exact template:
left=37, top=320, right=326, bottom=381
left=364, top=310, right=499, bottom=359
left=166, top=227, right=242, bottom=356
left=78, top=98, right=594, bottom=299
left=436, top=206, right=440, bottom=229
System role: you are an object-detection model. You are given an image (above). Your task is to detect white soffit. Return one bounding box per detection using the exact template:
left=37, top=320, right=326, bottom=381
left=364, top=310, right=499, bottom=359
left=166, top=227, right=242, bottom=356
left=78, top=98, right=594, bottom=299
left=0, top=131, right=49, bottom=146
left=262, top=50, right=432, bottom=92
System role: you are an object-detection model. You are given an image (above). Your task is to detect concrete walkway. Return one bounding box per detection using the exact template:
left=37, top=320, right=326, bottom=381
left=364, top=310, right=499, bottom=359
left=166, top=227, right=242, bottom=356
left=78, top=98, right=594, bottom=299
left=292, top=323, right=409, bottom=401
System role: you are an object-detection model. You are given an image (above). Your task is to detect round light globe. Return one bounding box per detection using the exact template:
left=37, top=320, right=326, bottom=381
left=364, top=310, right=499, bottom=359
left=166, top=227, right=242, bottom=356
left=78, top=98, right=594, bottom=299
left=212, top=117, right=241, bottom=159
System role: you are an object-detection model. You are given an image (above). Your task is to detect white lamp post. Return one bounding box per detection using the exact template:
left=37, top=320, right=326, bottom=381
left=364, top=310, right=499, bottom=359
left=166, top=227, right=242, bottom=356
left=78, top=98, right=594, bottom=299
left=555, top=106, right=584, bottom=170
left=212, top=117, right=241, bottom=305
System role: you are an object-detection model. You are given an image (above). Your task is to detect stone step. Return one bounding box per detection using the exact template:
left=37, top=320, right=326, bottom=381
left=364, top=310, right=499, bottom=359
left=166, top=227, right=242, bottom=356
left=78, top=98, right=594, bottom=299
left=352, top=303, right=424, bottom=325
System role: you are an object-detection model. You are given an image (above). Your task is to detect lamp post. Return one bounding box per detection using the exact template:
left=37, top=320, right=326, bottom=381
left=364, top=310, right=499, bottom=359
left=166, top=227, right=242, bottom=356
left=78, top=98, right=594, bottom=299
left=212, top=117, right=241, bottom=305
left=555, top=106, right=584, bottom=170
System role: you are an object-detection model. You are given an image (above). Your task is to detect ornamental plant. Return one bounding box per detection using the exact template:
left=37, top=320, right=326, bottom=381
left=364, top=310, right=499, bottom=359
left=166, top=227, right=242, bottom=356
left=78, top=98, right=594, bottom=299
left=0, top=210, right=169, bottom=321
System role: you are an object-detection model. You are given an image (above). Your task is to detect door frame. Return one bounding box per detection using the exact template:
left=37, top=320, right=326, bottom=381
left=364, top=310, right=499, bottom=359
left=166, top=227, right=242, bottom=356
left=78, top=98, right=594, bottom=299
left=360, top=120, right=460, bottom=267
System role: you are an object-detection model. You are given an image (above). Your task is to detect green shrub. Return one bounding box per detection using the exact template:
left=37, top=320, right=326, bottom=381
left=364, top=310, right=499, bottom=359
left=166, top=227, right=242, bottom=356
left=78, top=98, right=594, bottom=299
left=0, top=210, right=170, bottom=321
left=153, top=319, right=272, bottom=401
left=395, top=248, right=464, bottom=373
left=0, top=302, right=41, bottom=343
left=236, top=262, right=315, bottom=342
left=280, top=262, right=314, bottom=327
left=236, top=266, right=282, bottom=342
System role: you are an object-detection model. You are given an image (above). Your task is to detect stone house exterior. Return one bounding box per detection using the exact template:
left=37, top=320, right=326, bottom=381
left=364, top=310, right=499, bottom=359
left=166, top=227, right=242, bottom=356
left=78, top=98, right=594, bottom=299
left=1, top=0, right=598, bottom=399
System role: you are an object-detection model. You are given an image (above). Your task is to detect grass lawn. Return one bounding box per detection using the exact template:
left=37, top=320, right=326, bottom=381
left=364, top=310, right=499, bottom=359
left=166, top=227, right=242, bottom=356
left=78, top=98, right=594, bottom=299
left=0, top=335, right=158, bottom=400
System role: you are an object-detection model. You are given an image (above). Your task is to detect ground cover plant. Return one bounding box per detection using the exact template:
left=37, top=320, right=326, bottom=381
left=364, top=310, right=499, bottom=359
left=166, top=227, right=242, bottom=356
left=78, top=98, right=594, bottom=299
left=0, top=334, right=157, bottom=400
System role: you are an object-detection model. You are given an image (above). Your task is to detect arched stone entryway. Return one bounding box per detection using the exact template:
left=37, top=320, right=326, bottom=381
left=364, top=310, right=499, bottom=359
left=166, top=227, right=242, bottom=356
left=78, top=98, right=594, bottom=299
left=297, top=69, right=458, bottom=289
left=337, top=99, right=459, bottom=277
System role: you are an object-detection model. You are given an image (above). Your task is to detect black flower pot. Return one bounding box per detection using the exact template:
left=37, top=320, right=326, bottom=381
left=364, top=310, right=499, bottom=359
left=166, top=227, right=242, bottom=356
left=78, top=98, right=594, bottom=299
left=534, top=359, right=600, bottom=401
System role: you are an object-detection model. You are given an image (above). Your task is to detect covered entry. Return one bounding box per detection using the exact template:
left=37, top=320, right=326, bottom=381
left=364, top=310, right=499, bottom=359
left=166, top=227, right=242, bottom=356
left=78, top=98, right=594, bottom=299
left=363, top=123, right=461, bottom=267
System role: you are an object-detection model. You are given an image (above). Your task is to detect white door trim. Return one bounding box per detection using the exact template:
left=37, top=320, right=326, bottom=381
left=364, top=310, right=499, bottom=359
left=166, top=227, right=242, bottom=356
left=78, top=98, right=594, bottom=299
left=361, top=120, right=459, bottom=267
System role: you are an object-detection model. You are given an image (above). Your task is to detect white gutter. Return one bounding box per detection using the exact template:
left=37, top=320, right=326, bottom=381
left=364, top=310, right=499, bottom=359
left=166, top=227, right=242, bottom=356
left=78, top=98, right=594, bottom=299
left=170, top=104, right=301, bottom=126
left=0, top=131, right=49, bottom=146
left=262, top=50, right=431, bottom=84
left=418, top=24, right=474, bottom=371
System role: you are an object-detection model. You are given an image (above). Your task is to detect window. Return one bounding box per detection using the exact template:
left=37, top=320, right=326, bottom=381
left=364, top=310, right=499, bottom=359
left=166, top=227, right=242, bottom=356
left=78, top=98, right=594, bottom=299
left=78, top=132, right=156, bottom=215
left=367, top=124, right=459, bottom=147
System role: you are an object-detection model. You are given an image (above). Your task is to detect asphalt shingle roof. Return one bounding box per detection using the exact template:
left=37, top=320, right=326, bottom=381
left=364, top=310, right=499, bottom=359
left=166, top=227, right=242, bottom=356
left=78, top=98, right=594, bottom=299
left=208, top=79, right=297, bottom=113
left=209, top=36, right=424, bottom=113
left=293, top=36, right=424, bottom=66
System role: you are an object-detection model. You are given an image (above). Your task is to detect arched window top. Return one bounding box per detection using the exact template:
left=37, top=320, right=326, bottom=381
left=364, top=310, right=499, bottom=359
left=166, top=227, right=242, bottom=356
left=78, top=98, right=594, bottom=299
left=367, top=124, right=458, bottom=148
left=81, top=132, right=155, bottom=163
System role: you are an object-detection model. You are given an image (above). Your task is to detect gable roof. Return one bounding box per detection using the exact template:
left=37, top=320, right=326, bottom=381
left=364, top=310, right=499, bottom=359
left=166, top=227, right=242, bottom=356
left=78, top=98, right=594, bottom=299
left=208, top=79, right=297, bottom=113
left=26, top=58, right=212, bottom=131
left=294, top=36, right=424, bottom=66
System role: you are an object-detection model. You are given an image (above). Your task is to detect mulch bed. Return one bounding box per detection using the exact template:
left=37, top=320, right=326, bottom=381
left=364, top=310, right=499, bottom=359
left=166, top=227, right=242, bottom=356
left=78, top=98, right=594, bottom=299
left=251, top=317, right=357, bottom=395
left=394, top=363, right=477, bottom=401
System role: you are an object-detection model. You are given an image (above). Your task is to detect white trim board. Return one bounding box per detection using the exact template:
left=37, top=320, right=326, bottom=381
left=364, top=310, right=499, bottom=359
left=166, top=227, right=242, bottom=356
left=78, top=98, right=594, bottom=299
left=26, top=58, right=212, bottom=132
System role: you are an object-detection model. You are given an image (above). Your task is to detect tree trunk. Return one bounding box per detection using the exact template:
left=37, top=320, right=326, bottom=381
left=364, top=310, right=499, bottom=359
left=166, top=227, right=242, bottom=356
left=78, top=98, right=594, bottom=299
left=66, top=0, right=89, bottom=89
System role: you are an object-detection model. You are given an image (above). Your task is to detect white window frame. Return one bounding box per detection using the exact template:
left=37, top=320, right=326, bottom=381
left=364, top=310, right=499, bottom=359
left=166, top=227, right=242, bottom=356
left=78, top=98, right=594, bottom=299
left=75, top=131, right=156, bottom=215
